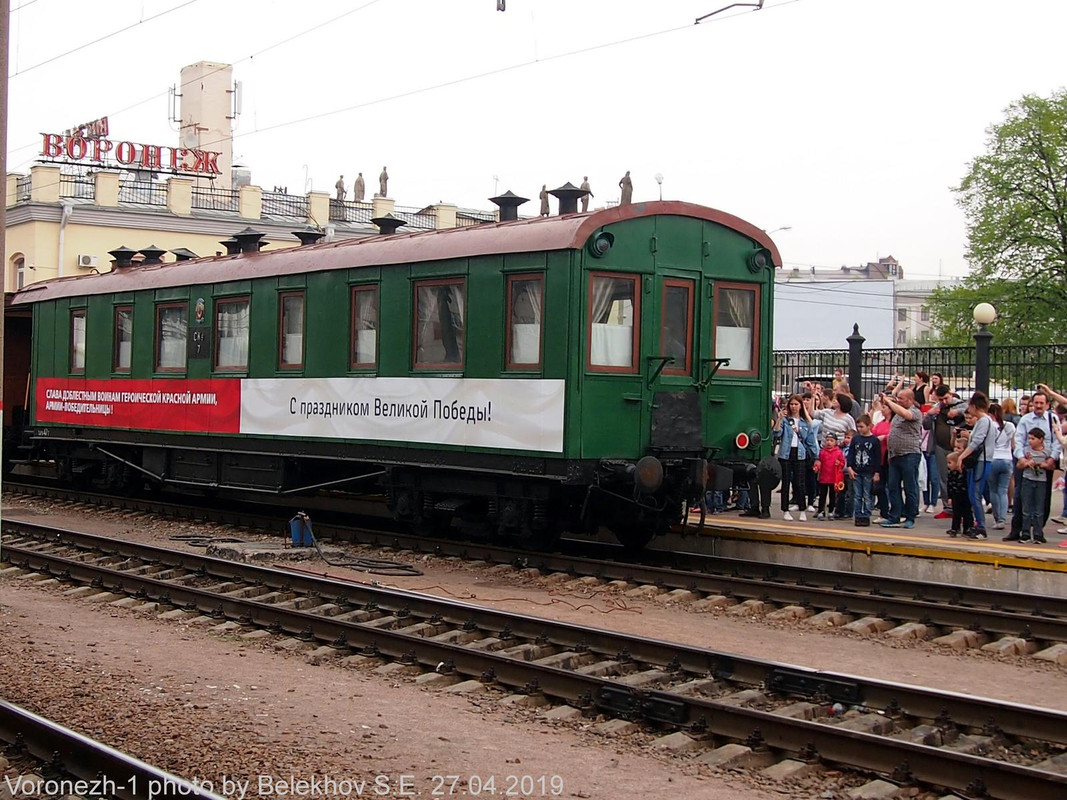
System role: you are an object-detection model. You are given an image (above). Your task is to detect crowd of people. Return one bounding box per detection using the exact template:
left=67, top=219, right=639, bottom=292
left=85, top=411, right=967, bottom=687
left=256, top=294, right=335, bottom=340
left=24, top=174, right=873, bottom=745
left=708, top=371, right=1067, bottom=548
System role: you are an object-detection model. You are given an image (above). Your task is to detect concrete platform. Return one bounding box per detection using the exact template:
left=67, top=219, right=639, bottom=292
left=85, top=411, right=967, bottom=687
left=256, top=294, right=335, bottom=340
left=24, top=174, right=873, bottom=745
left=676, top=506, right=1067, bottom=598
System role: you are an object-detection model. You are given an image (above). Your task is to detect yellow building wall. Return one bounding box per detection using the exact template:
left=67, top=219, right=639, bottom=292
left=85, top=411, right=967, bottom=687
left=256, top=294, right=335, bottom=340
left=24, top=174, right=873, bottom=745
left=4, top=219, right=298, bottom=291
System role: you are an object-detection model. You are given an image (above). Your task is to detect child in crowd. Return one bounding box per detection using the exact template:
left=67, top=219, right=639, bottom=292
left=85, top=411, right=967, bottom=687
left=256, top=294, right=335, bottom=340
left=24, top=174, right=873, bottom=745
left=1019, top=428, right=1055, bottom=544
left=946, top=432, right=973, bottom=537
left=837, top=429, right=855, bottom=519
left=813, top=433, right=846, bottom=520
left=847, top=415, right=881, bottom=526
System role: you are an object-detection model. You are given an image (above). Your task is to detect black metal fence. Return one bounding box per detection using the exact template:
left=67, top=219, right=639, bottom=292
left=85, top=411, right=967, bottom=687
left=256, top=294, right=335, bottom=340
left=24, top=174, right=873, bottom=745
left=192, top=186, right=238, bottom=212
left=118, top=180, right=167, bottom=206
left=261, top=190, right=308, bottom=220
left=774, top=343, right=1067, bottom=406
left=58, top=172, right=94, bottom=200
left=328, top=199, right=374, bottom=224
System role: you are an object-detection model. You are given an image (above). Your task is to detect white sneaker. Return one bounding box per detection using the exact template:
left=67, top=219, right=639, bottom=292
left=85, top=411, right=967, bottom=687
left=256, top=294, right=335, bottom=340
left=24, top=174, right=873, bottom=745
left=788, top=505, right=799, bottom=511
left=993, top=521, right=1005, bottom=530
left=985, top=503, right=993, bottom=513
left=923, top=505, right=932, bottom=514
left=799, top=512, right=807, bottom=521
left=806, top=505, right=816, bottom=513
left=783, top=511, right=794, bottom=521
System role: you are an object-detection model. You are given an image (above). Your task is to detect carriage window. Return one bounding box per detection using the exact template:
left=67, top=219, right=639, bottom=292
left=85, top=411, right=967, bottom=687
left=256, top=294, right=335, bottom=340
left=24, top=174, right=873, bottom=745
left=279, top=292, right=305, bottom=369
left=506, top=274, right=543, bottom=369
left=660, top=280, right=693, bottom=375
left=414, top=279, right=465, bottom=369
left=351, top=286, right=379, bottom=368
left=113, top=306, right=133, bottom=373
left=588, top=273, right=639, bottom=372
left=155, top=303, right=188, bottom=372
left=714, top=283, right=760, bottom=376
left=70, top=310, right=86, bottom=373
left=215, top=297, right=250, bottom=371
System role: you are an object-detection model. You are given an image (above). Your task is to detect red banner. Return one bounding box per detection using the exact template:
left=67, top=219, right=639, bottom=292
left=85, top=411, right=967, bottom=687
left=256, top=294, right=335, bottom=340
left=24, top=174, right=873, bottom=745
left=35, top=378, right=241, bottom=433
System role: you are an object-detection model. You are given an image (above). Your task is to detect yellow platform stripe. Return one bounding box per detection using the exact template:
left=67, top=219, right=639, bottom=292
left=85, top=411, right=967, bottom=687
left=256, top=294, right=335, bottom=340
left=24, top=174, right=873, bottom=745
left=684, top=516, right=1067, bottom=572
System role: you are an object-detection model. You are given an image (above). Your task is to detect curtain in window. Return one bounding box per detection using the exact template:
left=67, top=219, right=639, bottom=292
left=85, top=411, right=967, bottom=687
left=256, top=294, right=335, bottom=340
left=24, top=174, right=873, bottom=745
left=158, top=308, right=187, bottom=369
left=510, top=278, right=542, bottom=365
left=71, top=314, right=86, bottom=370
left=116, top=310, right=132, bottom=369
left=590, top=276, right=634, bottom=368
left=217, top=301, right=250, bottom=368
left=281, top=296, right=304, bottom=365
left=715, top=288, right=754, bottom=371
left=417, top=284, right=464, bottom=365
left=353, top=290, right=378, bottom=364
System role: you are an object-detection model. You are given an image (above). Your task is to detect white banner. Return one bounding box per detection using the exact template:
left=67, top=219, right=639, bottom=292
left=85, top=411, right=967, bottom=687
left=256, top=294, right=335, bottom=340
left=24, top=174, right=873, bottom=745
left=240, top=377, right=566, bottom=453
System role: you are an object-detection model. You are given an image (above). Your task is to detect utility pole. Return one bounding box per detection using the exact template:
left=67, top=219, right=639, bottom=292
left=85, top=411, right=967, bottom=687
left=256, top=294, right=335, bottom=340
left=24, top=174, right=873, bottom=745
left=1, top=0, right=9, bottom=504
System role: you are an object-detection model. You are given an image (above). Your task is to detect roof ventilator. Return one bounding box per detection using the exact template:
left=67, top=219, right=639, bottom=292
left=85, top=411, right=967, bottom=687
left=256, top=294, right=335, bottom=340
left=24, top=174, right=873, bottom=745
left=108, top=246, right=138, bottom=269
left=371, top=213, right=406, bottom=236
left=549, top=182, right=588, bottom=215
left=292, top=226, right=325, bottom=246
left=233, top=227, right=266, bottom=254
left=138, top=245, right=166, bottom=266
left=488, top=190, right=529, bottom=222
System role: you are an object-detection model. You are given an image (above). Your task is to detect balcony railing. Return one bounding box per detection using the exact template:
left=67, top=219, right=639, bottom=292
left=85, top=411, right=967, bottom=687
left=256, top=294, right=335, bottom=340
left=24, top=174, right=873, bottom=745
left=329, top=199, right=374, bottom=224
left=261, top=190, right=309, bottom=219
left=118, top=179, right=167, bottom=206
left=192, top=185, right=239, bottom=212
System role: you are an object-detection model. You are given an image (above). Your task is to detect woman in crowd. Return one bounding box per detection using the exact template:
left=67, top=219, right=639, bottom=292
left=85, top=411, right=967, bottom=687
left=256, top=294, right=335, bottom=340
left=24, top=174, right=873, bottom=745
left=987, top=402, right=1015, bottom=530
left=956, top=392, right=996, bottom=539
left=913, top=370, right=931, bottom=406
left=774, top=394, right=817, bottom=521
left=812, top=393, right=858, bottom=448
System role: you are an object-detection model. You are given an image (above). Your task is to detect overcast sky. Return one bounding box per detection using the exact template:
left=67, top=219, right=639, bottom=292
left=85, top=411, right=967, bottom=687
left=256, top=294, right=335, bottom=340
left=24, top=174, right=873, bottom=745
left=7, top=0, right=1066, bottom=279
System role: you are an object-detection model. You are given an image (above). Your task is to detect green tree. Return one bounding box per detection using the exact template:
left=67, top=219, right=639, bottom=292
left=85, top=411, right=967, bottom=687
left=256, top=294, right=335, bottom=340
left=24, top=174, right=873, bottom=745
left=931, top=89, right=1067, bottom=347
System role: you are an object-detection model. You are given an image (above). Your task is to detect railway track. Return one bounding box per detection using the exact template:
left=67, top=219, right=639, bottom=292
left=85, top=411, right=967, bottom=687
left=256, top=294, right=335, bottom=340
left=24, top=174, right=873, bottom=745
left=7, top=481, right=1067, bottom=656
left=4, top=518, right=1067, bottom=800
left=0, top=699, right=228, bottom=800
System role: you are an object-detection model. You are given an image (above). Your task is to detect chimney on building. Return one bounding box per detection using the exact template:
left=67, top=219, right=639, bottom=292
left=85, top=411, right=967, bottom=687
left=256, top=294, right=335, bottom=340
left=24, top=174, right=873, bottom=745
left=293, top=226, right=325, bottom=246
left=139, top=245, right=167, bottom=265
left=371, top=213, right=406, bottom=236
left=233, top=227, right=266, bottom=253
left=108, top=246, right=138, bottom=269
left=489, top=190, right=529, bottom=222
left=548, top=182, right=587, bottom=216
left=170, top=248, right=199, bottom=262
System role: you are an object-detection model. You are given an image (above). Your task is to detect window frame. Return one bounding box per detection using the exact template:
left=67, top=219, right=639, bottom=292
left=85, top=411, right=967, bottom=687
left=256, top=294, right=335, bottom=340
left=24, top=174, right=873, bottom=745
left=586, top=271, right=641, bottom=374
left=505, top=272, right=545, bottom=371
left=70, top=309, right=86, bottom=374
left=412, top=277, right=467, bottom=371
left=278, top=291, right=306, bottom=370
left=113, top=305, right=133, bottom=374
left=660, top=278, right=694, bottom=376
left=712, top=281, right=761, bottom=378
left=154, top=301, right=188, bottom=373
left=898, top=307, right=908, bottom=321
left=350, top=284, right=380, bottom=370
left=213, top=295, right=251, bottom=372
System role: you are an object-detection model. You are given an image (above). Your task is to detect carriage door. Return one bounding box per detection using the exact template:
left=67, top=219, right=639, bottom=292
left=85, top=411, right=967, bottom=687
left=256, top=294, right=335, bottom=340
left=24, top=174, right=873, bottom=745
left=648, top=275, right=701, bottom=452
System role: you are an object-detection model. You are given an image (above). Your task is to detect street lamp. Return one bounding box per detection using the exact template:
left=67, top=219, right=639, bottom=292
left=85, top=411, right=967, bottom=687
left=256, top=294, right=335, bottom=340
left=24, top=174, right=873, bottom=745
left=654, top=173, right=663, bottom=201
left=973, top=302, right=996, bottom=397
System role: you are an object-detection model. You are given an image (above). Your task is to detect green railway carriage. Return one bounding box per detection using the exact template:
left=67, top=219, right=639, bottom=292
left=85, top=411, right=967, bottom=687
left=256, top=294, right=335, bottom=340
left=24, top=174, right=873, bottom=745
left=9, top=201, right=782, bottom=548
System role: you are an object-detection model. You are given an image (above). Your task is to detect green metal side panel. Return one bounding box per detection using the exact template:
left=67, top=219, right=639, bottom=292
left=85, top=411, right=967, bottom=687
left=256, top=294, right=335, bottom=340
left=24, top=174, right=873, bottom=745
left=131, top=293, right=155, bottom=376
left=249, top=283, right=277, bottom=376
left=466, top=256, right=501, bottom=377
left=185, top=287, right=209, bottom=380
left=378, top=267, right=409, bottom=375
left=304, top=271, right=348, bottom=377
left=85, top=295, right=113, bottom=379
left=34, top=303, right=57, bottom=379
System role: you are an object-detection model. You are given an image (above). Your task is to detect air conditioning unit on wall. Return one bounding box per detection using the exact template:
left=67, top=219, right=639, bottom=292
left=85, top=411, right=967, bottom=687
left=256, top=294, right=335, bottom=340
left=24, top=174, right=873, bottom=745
left=77, top=254, right=98, bottom=268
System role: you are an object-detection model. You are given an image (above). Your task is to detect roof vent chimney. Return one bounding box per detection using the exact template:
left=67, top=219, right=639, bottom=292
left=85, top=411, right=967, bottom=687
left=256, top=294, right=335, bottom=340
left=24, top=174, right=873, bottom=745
left=108, top=246, right=138, bottom=270
left=371, top=213, right=406, bottom=236
left=170, top=248, right=199, bottom=262
left=233, top=227, right=266, bottom=254
left=549, top=182, right=587, bottom=216
left=293, top=226, right=325, bottom=246
left=489, top=190, right=529, bottom=222
left=138, top=245, right=166, bottom=265
left=219, top=237, right=240, bottom=255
